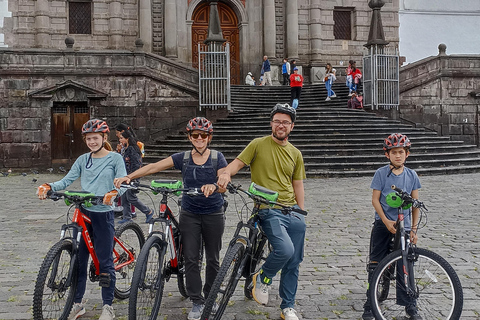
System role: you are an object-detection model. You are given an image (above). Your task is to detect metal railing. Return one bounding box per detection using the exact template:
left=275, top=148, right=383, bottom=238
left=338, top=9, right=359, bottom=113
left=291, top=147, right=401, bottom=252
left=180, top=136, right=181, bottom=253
left=363, top=46, right=399, bottom=110
left=198, top=42, right=231, bottom=111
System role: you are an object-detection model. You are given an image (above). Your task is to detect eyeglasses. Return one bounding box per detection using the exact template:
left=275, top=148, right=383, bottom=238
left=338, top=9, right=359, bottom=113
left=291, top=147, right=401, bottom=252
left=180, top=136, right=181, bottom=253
left=190, top=132, right=210, bottom=139
left=271, top=120, right=292, bottom=126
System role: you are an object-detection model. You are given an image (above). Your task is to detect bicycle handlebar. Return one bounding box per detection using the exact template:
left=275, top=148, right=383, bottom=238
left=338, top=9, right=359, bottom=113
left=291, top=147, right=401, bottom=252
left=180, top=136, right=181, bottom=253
left=47, top=190, right=104, bottom=206
left=121, top=182, right=202, bottom=197
left=227, top=183, right=308, bottom=216
left=391, top=185, right=427, bottom=210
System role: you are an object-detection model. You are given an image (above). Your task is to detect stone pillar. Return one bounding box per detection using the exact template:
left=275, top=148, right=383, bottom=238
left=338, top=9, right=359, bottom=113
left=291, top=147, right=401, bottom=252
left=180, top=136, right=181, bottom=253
left=109, top=1, right=123, bottom=49
left=286, top=0, right=299, bottom=58
left=263, top=0, right=276, bottom=58
left=35, top=0, right=51, bottom=48
left=165, top=0, right=178, bottom=57
left=139, top=0, right=152, bottom=52
left=310, top=0, right=322, bottom=61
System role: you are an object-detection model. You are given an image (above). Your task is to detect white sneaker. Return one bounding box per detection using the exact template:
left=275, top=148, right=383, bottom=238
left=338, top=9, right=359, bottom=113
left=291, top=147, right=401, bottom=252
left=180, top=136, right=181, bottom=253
left=187, top=303, right=204, bottom=320
left=99, top=304, right=115, bottom=320
left=331, top=94, right=337, bottom=98
left=348, top=92, right=353, bottom=96
left=325, top=97, right=331, bottom=101
left=68, top=303, right=85, bottom=320
left=281, top=307, right=299, bottom=320
left=252, top=272, right=270, bottom=305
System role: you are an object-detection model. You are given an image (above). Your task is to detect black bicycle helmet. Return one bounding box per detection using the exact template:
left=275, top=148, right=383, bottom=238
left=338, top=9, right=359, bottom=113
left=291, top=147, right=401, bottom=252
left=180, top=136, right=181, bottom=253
left=82, top=119, right=110, bottom=134
left=383, top=133, right=411, bottom=151
left=270, top=103, right=296, bottom=122
left=186, top=117, right=213, bottom=134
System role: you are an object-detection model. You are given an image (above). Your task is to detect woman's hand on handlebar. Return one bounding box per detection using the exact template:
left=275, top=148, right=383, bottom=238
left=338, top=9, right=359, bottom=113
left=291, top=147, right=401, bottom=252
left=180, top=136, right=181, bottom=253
left=201, top=184, right=219, bottom=198
left=114, top=176, right=131, bottom=189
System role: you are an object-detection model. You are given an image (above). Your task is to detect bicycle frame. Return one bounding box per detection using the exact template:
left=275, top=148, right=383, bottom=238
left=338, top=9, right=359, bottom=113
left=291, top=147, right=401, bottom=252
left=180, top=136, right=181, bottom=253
left=395, top=208, right=418, bottom=299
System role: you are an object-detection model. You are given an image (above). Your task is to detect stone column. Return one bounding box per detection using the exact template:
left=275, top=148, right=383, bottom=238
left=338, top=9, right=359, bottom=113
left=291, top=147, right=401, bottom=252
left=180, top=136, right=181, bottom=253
left=310, top=0, right=322, bottom=61
left=286, top=0, right=299, bottom=58
left=139, top=0, right=152, bottom=52
left=165, top=0, right=178, bottom=57
left=35, top=0, right=51, bottom=47
left=263, top=0, right=276, bottom=58
left=109, top=1, right=123, bottom=49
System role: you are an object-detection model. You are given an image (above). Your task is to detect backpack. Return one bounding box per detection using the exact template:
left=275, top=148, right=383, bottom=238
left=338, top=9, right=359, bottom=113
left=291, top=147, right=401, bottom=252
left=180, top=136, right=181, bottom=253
left=137, top=141, right=145, bottom=158
left=182, top=150, right=218, bottom=178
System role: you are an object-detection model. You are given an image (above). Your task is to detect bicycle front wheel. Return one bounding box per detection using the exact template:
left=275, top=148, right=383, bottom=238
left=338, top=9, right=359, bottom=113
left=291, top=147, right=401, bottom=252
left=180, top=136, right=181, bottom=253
left=114, top=221, right=145, bottom=300
left=202, top=242, right=245, bottom=320
left=33, top=239, right=77, bottom=320
left=370, top=247, right=463, bottom=320
left=128, top=235, right=165, bottom=320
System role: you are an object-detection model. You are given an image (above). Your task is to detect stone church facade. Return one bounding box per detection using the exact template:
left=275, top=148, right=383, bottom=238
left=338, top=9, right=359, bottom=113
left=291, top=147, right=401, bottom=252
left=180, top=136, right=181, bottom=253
left=0, top=0, right=400, bottom=168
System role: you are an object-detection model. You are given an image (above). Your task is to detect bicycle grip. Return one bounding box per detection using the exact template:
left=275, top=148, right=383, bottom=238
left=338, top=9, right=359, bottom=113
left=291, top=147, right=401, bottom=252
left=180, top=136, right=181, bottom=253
left=391, top=185, right=403, bottom=193
left=292, top=208, right=308, bottom=216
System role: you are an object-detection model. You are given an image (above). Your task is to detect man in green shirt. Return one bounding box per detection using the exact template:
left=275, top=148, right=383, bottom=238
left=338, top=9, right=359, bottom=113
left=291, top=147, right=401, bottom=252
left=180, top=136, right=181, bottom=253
left=217, top=104, right=306, bottom=320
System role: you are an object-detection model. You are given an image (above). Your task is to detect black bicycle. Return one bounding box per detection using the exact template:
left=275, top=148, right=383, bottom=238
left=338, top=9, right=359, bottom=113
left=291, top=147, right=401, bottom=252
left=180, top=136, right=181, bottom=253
left=369, top=185, right=463, bottom=320
left=201, top=182, right=307, bottom=320
left=33, top=191, right=145, bottom=320
left=125, top=180, right=204, bottom=320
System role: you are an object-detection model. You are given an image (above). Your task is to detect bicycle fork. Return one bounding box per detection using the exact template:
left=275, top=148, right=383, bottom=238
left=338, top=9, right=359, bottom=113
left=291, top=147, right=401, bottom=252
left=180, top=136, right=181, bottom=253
left=398, top=214, right=418, bottom=299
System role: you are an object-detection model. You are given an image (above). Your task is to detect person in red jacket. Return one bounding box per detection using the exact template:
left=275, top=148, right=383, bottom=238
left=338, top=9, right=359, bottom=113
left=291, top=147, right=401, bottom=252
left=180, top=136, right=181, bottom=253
left=289, top=67, right=304, bottom=107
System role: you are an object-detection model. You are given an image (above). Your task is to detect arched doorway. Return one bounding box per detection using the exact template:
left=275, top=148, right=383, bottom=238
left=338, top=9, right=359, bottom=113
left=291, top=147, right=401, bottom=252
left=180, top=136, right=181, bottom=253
left=192, top=2, right=240, bottom=84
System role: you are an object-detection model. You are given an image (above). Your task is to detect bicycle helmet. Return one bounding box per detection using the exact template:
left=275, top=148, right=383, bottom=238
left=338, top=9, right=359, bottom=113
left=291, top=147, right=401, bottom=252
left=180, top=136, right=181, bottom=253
left=82, top=119, right=110, bottom=134
left=383, top=133, right=411, bottom=152
left=270, top=103, right=296, bottom=122
left=186, top=117, right=213, bottom=134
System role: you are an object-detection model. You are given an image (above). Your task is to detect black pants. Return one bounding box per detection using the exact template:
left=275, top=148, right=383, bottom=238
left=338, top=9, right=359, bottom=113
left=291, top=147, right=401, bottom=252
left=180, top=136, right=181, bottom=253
left=290, top=86, right=302, bottom=105
left=283, top=73, right=290, bottom=85
left=179, top=209, right=225, bottom=304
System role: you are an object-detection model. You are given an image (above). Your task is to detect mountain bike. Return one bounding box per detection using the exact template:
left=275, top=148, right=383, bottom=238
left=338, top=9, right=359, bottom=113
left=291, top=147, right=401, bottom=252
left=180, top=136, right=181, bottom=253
left=126, top=179, right=204, bottom=320
left=33, top=190, right=145, bottom=320
left=369, top=185, right=463, bottom=320
left=201, top=182, right=308, bottom=320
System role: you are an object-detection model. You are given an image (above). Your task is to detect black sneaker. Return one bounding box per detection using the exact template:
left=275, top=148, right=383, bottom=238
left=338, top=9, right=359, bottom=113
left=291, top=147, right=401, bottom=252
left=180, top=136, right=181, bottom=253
left=362, top=309, right=374, bottom=320
left=405, top=305, right=423, bottom=320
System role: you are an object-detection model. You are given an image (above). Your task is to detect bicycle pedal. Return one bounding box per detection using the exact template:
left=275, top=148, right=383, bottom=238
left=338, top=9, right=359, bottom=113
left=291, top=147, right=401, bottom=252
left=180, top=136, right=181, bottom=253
left=99, top=273, right=111, bottom=287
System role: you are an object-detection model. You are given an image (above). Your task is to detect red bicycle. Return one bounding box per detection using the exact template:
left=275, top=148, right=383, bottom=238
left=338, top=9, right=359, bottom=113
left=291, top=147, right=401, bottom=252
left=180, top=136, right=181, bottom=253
left=33, top=190, right=145, bottom=320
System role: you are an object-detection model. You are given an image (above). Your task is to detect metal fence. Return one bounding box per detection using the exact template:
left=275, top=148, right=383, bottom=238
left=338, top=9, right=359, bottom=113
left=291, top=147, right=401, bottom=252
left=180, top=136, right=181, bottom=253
left=363, top=46, right=399, bottom=110
left=198, top=42, right=231, bottom=111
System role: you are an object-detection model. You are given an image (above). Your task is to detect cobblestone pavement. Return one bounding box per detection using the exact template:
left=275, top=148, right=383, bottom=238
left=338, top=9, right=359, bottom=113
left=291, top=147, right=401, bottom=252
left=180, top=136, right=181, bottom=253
left=1, top=172, right=479, bottom=320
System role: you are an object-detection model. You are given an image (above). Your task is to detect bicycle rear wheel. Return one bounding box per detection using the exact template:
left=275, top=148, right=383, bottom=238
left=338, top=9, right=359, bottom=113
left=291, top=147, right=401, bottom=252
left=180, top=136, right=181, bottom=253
left=202, top=242, right=245, bottom=320
left=114, top=221, right=145, bottom=299
left=33, top=239, right=77, bottom=320
left=128, top=235, right=165, bottom=320
left=370, top=247, right=463, bottom=320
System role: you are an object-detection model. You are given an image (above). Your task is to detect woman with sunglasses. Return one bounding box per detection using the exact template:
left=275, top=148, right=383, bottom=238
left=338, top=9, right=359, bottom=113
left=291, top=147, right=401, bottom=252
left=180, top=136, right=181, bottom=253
left=114, top=117, right=227, bottom=320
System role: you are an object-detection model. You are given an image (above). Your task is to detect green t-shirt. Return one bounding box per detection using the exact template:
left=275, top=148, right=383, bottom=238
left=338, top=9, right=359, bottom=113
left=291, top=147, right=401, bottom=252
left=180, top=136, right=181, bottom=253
left=237, top=136, right=306, bottom=206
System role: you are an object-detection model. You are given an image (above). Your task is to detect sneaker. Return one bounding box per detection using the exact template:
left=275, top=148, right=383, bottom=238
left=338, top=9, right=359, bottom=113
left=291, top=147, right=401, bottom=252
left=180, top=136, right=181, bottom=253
left=325, top=97, right=331, bottom=101
left=348, top=92, right=353, bottom=97
left=99, top=304, right=115, bottom=320
left=131, top=213, right=137, bottom=219
left=281, top=307, right=299, bottom=320
left=117, top=218, right=132, bottom=225
left=406, top=305, right=423, bottom=320
left=68, top=303, right=85, bottom=320
left=362, top=308, right=374, bottom=320
left=252, top=271, right=270, bottom=305
left=331, top=94, right=337, bottom=98
left=188, top=303, right=204, bottom=320
left=145, top=210, right=154, bottom=223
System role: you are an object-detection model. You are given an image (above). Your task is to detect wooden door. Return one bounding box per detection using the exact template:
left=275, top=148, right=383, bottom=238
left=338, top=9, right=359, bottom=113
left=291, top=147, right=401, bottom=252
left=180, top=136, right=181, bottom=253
left=192, top=2, right=240, bottom=84
left=52, top=103, right=90, bottom=163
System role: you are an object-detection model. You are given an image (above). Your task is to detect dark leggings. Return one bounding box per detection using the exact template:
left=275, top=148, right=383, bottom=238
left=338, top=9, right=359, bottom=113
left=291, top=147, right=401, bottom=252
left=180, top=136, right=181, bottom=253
left=179, top=209, right=225, bottom=304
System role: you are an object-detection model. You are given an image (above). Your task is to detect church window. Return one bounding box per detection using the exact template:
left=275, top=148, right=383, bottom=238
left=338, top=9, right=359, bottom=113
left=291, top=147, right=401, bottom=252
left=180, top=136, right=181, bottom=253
left=333, top=8, right=353, bottom=40
left=69, top=1, right=92, bottom=34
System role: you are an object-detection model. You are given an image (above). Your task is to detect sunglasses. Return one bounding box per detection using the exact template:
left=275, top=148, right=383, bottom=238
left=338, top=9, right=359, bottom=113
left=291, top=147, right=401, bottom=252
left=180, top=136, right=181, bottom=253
left=190, top=132, right=210, bottom=139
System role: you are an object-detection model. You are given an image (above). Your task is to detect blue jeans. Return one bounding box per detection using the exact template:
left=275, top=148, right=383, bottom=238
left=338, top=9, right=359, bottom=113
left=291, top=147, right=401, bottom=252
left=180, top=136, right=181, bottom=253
left=75, top=208, right=116, bottom=305
left=325, top=79, right=335, bottom=97
left=258, top=207, right=306, bottom=309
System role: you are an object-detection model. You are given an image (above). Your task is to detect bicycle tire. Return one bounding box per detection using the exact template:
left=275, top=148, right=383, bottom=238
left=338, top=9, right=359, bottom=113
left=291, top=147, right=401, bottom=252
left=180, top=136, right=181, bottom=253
left=128, top=235, right=165, bottom=320
left=201, top=242, right=245, bottom=320
left=370, top=247, right=463, bottom=320
left=114, top=221, right=145, bottom=300
left=244, top=233, right=269, bottom=299
left=33, top=239, right=77, bottom=320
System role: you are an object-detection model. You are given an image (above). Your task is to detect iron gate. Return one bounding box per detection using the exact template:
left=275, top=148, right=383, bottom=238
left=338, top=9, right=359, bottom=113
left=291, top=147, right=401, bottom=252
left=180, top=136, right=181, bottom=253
left=363, top=46, right=399, bottom=110
left=198, top=42, right=231, bottom=110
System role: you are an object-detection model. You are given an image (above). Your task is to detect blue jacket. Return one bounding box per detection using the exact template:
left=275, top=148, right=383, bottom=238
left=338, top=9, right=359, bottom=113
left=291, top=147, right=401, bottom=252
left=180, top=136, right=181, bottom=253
left=263, top=59, right=271, bottom=72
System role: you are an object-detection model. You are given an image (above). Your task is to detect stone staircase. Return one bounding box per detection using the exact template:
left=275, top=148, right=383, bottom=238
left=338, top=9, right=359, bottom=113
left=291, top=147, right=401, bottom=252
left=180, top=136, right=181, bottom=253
left=145, top=83, right=480, bottom=177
